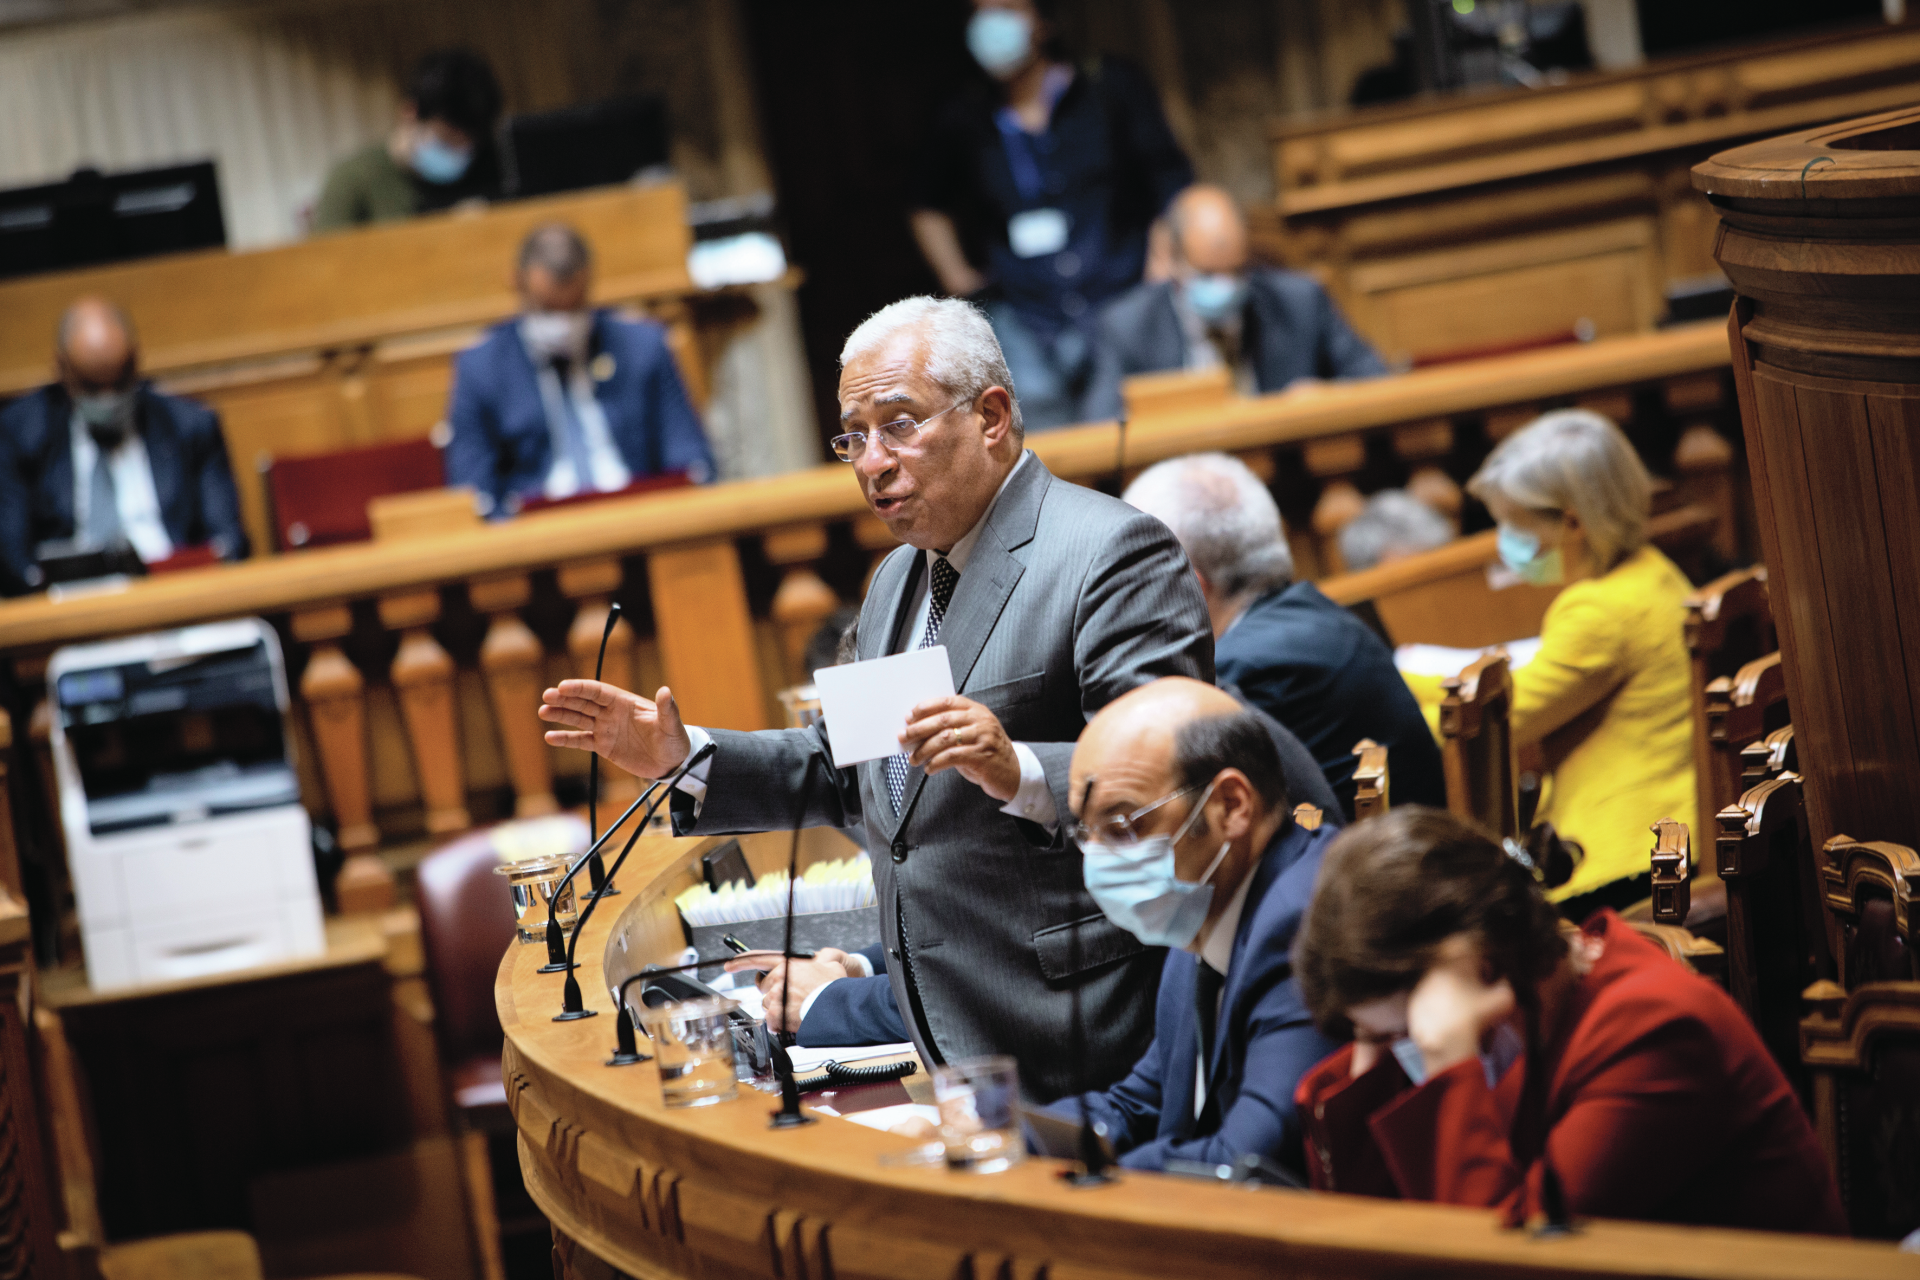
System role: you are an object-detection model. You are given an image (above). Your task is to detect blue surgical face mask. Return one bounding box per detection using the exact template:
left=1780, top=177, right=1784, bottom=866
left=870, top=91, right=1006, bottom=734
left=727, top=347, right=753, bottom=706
left=1497, top=522, right=1564, bottom=586
left=1082, top=780, right=1231, bottom=950
left=1185, top=273, right=1246, bottom=324
left=968, top=8, right=1034, bottom=79
left=411, top=133, right=473, bottom=185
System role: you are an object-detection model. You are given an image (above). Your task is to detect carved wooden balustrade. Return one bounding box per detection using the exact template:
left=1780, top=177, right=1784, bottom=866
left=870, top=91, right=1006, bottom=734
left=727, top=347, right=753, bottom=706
left=0, top=323, right=1737, bottom=903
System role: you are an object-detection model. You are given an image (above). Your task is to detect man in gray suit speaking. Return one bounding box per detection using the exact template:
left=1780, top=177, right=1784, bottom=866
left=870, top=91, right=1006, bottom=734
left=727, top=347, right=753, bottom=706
left=539, top=296, right=1213, bottom=1099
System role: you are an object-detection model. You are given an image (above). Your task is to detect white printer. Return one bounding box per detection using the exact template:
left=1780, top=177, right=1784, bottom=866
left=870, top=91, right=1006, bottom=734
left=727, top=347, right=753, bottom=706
left=48, top=618, right=325, bottom=991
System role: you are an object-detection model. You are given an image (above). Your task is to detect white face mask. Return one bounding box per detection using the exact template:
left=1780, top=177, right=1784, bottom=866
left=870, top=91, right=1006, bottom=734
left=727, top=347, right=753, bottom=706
left=967, top=8, right=1034, bottom=79
left=522, top=310, right=591, bottom=359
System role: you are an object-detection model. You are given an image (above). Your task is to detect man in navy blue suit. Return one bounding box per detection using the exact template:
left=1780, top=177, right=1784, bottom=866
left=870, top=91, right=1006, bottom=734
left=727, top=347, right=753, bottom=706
left=443, top=222, right=716, bottom=515
left=1124, top=452, right=1445, bottom=818
left=0, top=297, right=247, bottom=596
left=1046, top=677, right=1340, bottom=1174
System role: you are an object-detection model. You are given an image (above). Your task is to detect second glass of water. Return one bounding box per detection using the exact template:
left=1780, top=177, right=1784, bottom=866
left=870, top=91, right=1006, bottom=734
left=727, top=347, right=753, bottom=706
left=639, top=996, right=740, bottom=1108
left=933, top=1055, right=1024, bottom=1174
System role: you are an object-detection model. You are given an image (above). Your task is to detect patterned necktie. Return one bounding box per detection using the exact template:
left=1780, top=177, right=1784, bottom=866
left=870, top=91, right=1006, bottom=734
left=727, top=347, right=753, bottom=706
left=885, top=555, right=959, bottom=814
left=551, top=357, right=599, bottom=492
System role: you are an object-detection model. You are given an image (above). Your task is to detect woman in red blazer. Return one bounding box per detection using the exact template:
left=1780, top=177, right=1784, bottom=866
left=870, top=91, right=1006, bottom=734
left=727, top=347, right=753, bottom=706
left=1290, top=807, right=1844, bottom=1235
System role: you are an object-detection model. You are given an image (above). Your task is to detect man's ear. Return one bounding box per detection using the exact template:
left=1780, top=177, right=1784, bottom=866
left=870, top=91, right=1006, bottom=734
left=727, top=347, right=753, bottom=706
left=979, top=386, right=1016, bottom=446
left=1213, top=769, right=1256, bottom=842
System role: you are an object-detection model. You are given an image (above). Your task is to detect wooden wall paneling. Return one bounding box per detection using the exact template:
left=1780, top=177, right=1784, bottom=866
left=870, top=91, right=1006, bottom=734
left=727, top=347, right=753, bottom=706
left=378, top=589, right=470, bottom=837
left=646, top=541, right=770, bottom=733
left=1864, top=387, right=1920, bottom=836
left=365, top=336, right=469, bottom=442
left=472, top=575, right=559, bottom=821
left=291, top=606, right=378, bottom=852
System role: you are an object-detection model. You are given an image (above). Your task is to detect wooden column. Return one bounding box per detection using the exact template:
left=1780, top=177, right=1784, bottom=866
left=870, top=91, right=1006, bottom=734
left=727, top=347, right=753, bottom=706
left=647, top=539, right=770, bottom=732
left=379, top=589, right=469, bottom=836
left=763, top=524, right=841, bottom=688
left=293, top=606, right=379, bottom=851
left=473, top=574, right=558, bottom=819
left=560, top=558, right=640, bottom=811
left=1697, top=106, right=1920, bottom=849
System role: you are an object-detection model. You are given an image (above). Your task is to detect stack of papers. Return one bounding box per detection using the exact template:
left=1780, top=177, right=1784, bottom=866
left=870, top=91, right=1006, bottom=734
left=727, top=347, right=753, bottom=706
left=1395, top=636, right=1542, bottom=678
left=674, top=852, right=877, bottom=926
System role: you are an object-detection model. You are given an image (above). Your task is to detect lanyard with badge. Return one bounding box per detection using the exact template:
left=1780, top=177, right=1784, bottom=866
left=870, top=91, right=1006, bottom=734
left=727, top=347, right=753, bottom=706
left=995, top=78, right=1072, bottom=260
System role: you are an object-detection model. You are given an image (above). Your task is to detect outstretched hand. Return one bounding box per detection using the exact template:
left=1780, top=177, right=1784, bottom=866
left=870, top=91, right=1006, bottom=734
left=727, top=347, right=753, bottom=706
left=539, top=681, right=692, bottom=781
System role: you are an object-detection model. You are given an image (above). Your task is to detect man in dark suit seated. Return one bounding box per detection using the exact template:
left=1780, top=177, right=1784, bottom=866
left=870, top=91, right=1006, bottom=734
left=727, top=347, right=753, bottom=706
left=1124, top=452, right=1445, bottom=818
left=728, top=698, right=1342, bottom=1048
left=1045, top=677, right=1339, bottom=1173
left=443, top=222, right=716, bottom=516
left=1085, top=184, right=1386, bottom=421
left=0, top=297, right=247, bottom=596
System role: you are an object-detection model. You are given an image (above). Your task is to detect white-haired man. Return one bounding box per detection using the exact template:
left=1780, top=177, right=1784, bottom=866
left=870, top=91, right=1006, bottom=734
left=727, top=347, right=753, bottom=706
left=540, top=296, right=1213, bottom=1100
left=1123, top=452, right=1444, bottom=818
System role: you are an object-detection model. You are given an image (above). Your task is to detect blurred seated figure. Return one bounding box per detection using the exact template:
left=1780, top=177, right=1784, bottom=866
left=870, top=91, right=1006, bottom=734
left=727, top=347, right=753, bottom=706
left=313, top=48, right=503, bottom=231
left=1087, top=185, right=1386, bottom=420
left=1124, top=453, right=1444, bottom=818
left=1043, top=678, right=1339, bottom=1173
left=444, top=222, right=715, bottom=516
left=0, top=298, right=247, bottom=596
left=1464, top=410, right=1693, bottom=918
left=1291, top=807, right=1844, bottom=1234
left=1337, top=488, right=1455, bottom=572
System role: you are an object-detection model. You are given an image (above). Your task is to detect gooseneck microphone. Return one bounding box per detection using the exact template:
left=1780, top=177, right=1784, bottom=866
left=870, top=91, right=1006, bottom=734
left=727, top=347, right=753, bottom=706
left=1065, top=773, right=1115, bottom=1185
left=553, top=739, right=716, bottom=1021
left=585, top=603, right=624, bottom=899
left=538, top=780, right=662, bottom=974
left=768, top=753, right=818, bottom=1129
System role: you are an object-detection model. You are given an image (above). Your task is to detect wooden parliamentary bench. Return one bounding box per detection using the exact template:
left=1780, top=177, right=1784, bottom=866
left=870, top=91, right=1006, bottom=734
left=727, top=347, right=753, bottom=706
left=1262, top=20, right=1920, bottom=366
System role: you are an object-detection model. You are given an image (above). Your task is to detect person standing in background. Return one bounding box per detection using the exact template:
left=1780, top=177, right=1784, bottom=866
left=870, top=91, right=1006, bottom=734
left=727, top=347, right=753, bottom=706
left=313, top=48, right=504, bottom=232
left=910, top=0, right=1192, bottom=430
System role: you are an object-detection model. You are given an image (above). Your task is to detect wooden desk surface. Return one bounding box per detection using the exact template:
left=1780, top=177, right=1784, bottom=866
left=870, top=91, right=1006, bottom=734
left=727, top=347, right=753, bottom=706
left=498, top=832, right=1916, bottom=1280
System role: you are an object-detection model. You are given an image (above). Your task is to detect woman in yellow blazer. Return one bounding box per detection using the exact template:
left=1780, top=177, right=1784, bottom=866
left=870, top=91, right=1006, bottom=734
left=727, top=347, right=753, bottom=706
left=1467, top=409, right=1696, bottom=919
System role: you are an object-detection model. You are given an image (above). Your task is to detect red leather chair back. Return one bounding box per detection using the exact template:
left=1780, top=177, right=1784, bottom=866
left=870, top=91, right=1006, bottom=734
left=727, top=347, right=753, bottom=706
left=263, top=437, right=445, bottom=550
left=415, top=830, right=523, bottom=1064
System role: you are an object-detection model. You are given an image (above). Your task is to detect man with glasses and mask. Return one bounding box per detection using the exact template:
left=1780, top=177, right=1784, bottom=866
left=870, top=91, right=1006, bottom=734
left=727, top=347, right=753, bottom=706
left=0, top=297, right=248, bottom=596
left=538, top=295, right=1211, bottom=1100
left=1045, top=676, right=1339, bottom=1174
left=443, top=222, right=714, bottom=516
left=1086, top=184, right=1385, bottom=421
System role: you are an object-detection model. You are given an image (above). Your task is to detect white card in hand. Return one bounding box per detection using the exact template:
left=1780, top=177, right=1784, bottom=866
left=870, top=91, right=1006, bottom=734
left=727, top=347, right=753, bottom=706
left=813, top=645, right=955, bottom=768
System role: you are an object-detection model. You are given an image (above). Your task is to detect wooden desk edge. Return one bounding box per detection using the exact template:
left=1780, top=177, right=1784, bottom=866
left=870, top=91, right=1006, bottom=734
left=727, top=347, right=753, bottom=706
left=497, top=834, right=1911, bottom=1280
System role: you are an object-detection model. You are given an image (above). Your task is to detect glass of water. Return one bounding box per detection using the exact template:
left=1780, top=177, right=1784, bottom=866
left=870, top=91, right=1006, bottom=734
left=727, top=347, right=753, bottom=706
left=494, top=854, right=577, bottom=944
left=639, top=996, right=741, bottom=1108
left=933, top=1055, right=1024, bottom=1174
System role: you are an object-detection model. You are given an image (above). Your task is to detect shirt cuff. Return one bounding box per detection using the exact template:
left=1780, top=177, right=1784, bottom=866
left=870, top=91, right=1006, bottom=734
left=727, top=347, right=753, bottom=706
left=999, top=742, right=1058, bottom=830
left=797, top=975, right=840, bottom=1025
left=673, top=726, right=716, bottom=816
left=845, top=951, right=875, bottom=978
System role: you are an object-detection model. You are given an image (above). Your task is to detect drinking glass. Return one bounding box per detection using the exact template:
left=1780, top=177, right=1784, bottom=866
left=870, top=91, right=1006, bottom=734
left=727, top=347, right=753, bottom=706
left=495, top=854, right=577, bottom=945
left=639, top=996, right=741, bottom=1108
left=932, top=1055, right=1024, bottom=1173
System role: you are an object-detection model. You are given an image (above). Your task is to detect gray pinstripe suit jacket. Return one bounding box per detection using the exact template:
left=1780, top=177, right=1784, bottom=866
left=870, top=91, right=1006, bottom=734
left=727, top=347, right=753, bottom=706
left=685, top=452, right=1213, bottom=1100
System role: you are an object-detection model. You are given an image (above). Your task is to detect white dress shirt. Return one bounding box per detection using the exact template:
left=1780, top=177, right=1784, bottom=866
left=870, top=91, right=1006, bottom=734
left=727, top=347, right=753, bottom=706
left=673, top=452, right=1057, bottom=829
left=1193, top=860, right=1256, bottom=1119
left=524, top=325, right=632, bottom=499
left=70, top=412, right=173, bottom=563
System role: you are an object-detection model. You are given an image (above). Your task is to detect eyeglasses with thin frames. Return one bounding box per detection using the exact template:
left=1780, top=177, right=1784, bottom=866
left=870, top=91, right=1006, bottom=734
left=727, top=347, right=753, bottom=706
left=1069, top=783, right=1200, bottom=849
left=830, top=400, right=968, bottom=463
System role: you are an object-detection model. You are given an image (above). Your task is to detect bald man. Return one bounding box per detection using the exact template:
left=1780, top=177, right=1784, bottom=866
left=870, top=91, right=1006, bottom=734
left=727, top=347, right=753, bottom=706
left=1085, top=185, right=1385, bottom=420
left=1046, top=677, right=1339, bottom=1174
left=0, top=298, right=246, bottom=594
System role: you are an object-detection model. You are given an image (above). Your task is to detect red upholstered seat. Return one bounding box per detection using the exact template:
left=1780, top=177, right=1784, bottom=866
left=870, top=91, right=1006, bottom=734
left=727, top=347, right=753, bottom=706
left=262, top=437, right=446, bottom=550
left=414, top=827, right=524, bottom=1127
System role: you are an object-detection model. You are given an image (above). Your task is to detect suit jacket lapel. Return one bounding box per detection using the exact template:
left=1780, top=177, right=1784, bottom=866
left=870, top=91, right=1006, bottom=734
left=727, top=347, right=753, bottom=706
left=893, top=455, right=1047, bottom=823
left=138, top=391, right=184, bottom=539
left=1205, top=826, right=1292, bottom=1091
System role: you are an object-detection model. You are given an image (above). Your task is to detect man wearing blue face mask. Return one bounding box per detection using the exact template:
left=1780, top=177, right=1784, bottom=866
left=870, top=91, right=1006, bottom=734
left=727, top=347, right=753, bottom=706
left=0, top=297, right=248, bottom=596
left=1086, top=185, right=1387, bottom=420
left=910, top=0, right=1194, bottom=430
left=1045, top=677, right=1341, bottom=1175
left=313, top=49, right=503, bottom=232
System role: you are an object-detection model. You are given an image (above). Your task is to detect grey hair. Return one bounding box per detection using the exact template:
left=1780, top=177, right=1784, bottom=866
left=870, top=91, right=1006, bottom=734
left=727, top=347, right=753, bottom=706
left=1122, top=452, right=1293, bottom=600
left=1338, top=489, right=1455, bottom=572
left=1467, top=409, right=1651, bottom=572
left=517, top=222, right=593, bottom=281
left=839, top=296, right=1023, bottom=440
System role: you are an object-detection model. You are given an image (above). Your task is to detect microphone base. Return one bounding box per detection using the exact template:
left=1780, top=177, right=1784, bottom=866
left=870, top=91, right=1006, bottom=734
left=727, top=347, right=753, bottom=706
left=768, top=1108, right=816, bottom=1129
left=1059, top=1168, right=1119, bottom=1187
left=537, top=961, right=571, bottom=974
left=1531, top=1222, right=1579, bottom=1240
left=552, top=1008, right=599, bottom=1022
left=605, top=1050, right=650, bottom=1067
left=589, top=886, right=623, bottom=899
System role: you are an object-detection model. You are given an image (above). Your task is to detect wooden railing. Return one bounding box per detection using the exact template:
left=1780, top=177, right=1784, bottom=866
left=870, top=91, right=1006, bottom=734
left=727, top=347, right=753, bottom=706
left=1261, top=20, right=1920, bottom=363
left=0, top=322, right=1736, bottom=876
